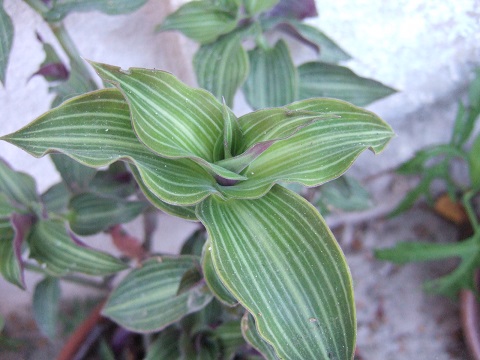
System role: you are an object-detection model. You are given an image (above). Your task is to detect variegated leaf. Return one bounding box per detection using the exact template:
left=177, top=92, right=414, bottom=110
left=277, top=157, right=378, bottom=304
left=197, top=185, right=356, bottom=359
left=243, top=40, right=297, bottom=110
left=157, top=1, right=238, bottom=44
left=243, top=0, right=279, bottom=15
left=241, top=312, right=279, bottom=360
left=298, top=62, right=396, bottom=106
left=33, top=277, right=60, bottom=340
left=0, top=0, right=13, bottom=86
left=0, top=159, right=38, bottom=209
left=102, top=256, right=213, bottom=332
left=0, top=218, right=23, bottom=288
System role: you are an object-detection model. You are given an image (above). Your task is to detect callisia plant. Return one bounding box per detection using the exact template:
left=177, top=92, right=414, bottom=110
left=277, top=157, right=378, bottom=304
left=1, top=61, right=393, bottom=359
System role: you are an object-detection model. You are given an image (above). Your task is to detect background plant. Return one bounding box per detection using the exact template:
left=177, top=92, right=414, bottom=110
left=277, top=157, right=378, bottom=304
left=376, top=69, right=480, bottom=298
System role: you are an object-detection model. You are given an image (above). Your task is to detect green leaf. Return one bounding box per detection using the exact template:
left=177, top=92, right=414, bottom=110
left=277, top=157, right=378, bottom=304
left=202, top=241, right=238, bottom=306
left=88, top=162, right=137, bottom=198
left=243, top=0, right=279, bottom=15
left=157, top=1, right=238, bottom=44
left=102, top=256, right=213, bottom=333
left=212, top=320, right=245, bottom=358
left=41, top=182, right=70, bottom=214
left=68, top=193, right=147, bottom=236
left=43, top=0, right=148, bottom=22
left=0, top=219, right=23, bottom=288
left=1, top=88, right=221, bottom=206
left=181, top=229, right=207, bottom=256
left=50, top=154, right=97, bottom=192
left=319, top=175, right=372, bottom=212
left=144, top=327, right=182, bottom=360
left=33, top=277, right=61, bottom=340
left=89, top=62, right=246, bottom=182
left=194, top=33, right=249, bottom=107
left=0, top=0, right=13, bottom=86
left=279, top=21, right=350, bottom=63
left=197, top=185, right=356, bottom=359
left=0, top=193, right=16, bottom=217
left=243, top=40, right=298, bottom=109
left=218, top=98, right=393, bottom=199
left=0, top=159, right=38, bottom=209
left=241, top=313, right=279, bottom=360
left=468, top=132, right=480, bottom=191
left=297, top=62, right=396, bottom=106
left=129, top=165, right=198, bottom=221
left=28, top=219, right=127, bottom=276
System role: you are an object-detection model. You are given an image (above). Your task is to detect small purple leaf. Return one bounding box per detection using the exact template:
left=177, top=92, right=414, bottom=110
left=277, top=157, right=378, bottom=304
left=31, top=63, right=69, bottom=82
left=11, top=213, right=34, bottom=288
left=265, top=0, right=318, bottom=20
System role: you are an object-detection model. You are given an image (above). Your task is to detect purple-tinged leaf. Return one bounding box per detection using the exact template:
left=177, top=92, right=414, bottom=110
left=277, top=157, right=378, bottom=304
left=265, top=0, right=317, bottom=20
left=31, top=63, right=69, bottom=82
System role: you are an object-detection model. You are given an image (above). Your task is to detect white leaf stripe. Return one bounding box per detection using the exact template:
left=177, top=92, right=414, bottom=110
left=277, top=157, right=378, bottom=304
left=1, top=89, right=221, bottom=206
left=0, top=1, right=13, bottom=84
left=0, top=220, right=22, bottom=288
left=103, top=257, right=212, bottom=332
left=197, top=185, right=355, bottom=359
left=241, top=312, right=279, bottom=360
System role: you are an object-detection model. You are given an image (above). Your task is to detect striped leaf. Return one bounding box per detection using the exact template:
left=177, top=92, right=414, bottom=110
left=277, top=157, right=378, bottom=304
left=32, top=277, right=60, bottom=340
left=157, top=1, right=238, bottom=44
left=244, top=0, right=279, bottom=15
left=50, top=154, right=96, bottom=192
left=0, top=89, right=220, bottom=206
left=28, top=219, right=127, bottom=276
left=144, top=327, right=181, bottom=360
left=212, top=320, right=245, bottom=358
left=102, top=257, right=213, bottom=333
left=0, top=193, right=16, bottom=217
left=89, top=62, right=245, bottom=182
left=0, top=159, right=38, bottom=210
left=202, top=241, right=238, bottom=306
left=217, top=98, right=393, bottom=200
left=43, top=0, right=148, bottom=22
left=243, top=40, right=297, bottom=110
left=194, top=34, right=249, bottom=107
left=0, top=219, right=23, bottom=288
left=0, top=0, right=13, bottom=86
left=197, top=185, right=356, bottom=359
left=241, top=313, right=279, bottom=360
left=129, top=165, right=198, bottom=221
left=298, top=62, right=396, bottom=106
left=279, top=21, right=350, bottom=63
left=41, top=182, right=70, bottom=214
left=68, top=193, right=147, bottom=236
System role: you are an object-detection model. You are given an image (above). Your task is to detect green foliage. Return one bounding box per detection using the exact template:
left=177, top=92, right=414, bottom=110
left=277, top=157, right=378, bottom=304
left=377, top=69, right=480, bottom=298
left=0, top=0, right=13, bottom=86
left=158, top=0, right=395, bottom=109
left=32, top=277, right=61, bottom=340
left=1, top=59, right=393, bottom=358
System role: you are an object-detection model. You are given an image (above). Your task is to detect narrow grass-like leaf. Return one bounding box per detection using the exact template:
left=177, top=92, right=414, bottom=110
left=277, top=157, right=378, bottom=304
left=0, top=159, right=38, bottom=209
left=197, top=185, right=356, bottom=359
left=202, top=241, right=238, bottom=306
left=68, top=193, right=147, bottom=235
left=0, top=0, right=13, bottom=86
left=243, top=40, right=297, bottom=109
left=28, top=219, right=127, bottom=276
left=144, top=327, right=182, bottom=360
left=0, top=89, right=220, bottom=206
left=244, top=0, right=279, bottom=15
left=50, top=154, right=96, bottom=192
left=43, top=0, right=148, bottom=22
left=194, top=34, right=249, bottom=107
left=298, top=62, right=396, bottom=106
left=129, top=165, right=198, bottom=221
left=157, top=1, right=238, bottom=44
left=102, top=257, right=213, bottom=333
left=221, top=100, right=243, bottom=159
left=90, top=62, right=245, bottom=181
left=278, top=21, right=350, bottom=63
left=33, top=277, right=60, bottom=340
left=0, top=219, right=23, bottom=288
left=241, top=313, right=279, bottom=360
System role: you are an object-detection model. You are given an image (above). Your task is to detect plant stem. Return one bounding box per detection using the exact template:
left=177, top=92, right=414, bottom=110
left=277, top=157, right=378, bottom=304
left=24, top=262, right=107, bottom=291
left=463, top=190, right=479, bottom=232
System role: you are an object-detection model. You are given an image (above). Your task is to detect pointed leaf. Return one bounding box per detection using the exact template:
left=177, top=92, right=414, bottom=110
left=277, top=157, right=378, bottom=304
left=181, top=229, right=207, bottom=256
left=33, top=277, right=60, bottom=340
left=319, top=175, right=372, bottom=212
left=90, top=62, right=245, bottom=181
left=68, top=193, right=147, bottom=235
left=194, top=34, right=249, bottom=107
left=197, top=185, right=356, bottom=359
left=157, top=1, right=238, bottom=44
left=243, top=40, right=297, bottom=109
left=0, top=159, right=38, bottom=209
left=28, top=219, right=127, bottom=276
left=278, top=21, right=350, bottom=63
left=102, top=257, right=213, bottom=333
left=129, top=165, right=198, bottom=221
left=221, top=100, right=243, bottom=159
left=202, top=241, right=238, bottom=306
left=0, top=219, right=23, bottom=288
left=0, top=0, right=13, bottom=86
left=41, top=182, right=70, bottom=214
left=1, top=88, right=221, bottom=206
left=243, top=0, right=279, bottom=15
left=50, top=154, right=97, bottom=192
left=241, top=313, right=279, bottom=360
left=298, top=62, right=396, bottom=106
left=43, top=0, right=148, bottom=22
